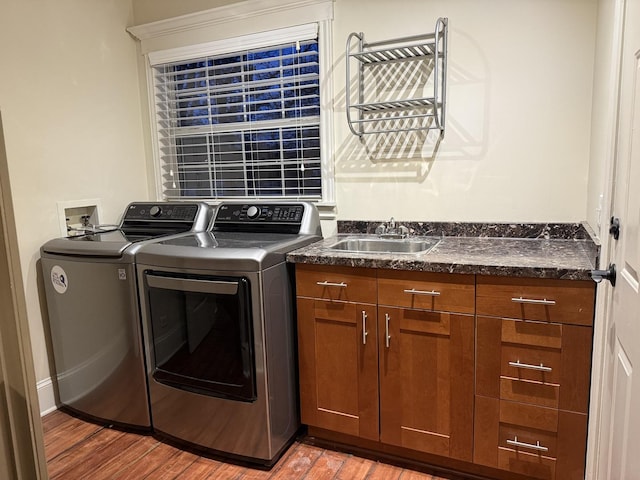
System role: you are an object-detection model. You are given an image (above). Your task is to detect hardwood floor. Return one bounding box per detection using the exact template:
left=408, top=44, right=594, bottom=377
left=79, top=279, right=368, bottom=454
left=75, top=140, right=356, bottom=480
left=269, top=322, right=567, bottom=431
left=43, top=410, right=459, bottom=479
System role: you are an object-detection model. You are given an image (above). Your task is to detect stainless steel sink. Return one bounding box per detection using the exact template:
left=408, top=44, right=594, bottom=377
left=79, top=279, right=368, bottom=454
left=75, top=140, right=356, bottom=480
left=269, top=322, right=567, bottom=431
left=328, top=237, right=440, bottom=254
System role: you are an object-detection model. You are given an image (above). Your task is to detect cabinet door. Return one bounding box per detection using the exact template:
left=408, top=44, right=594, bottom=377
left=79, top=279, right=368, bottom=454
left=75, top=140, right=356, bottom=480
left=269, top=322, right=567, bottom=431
left=297, top=298, right=379, bottom=441
left=378, top=306, right=474, bottom=461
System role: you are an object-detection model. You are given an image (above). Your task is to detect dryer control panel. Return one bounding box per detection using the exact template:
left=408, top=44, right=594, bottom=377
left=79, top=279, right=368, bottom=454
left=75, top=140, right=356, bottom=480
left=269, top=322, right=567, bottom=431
left=213, top=202, right=320, bottom=235
left=216, top=204, right=304, bottom=224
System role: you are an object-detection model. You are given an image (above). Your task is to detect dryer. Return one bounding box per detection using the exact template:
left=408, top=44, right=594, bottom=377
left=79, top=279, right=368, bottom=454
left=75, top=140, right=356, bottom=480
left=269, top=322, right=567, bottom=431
left=135, top=202, right=321, bottom=463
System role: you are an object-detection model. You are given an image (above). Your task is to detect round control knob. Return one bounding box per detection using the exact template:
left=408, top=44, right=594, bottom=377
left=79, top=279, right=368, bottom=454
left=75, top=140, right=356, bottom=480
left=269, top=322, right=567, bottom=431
left=246, top=206, right=260, bottom=219
left=149, top=205, right=162, bottom=217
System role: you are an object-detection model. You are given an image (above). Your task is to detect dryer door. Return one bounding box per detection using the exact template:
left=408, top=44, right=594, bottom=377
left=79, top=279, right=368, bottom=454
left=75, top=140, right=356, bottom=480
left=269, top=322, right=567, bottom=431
left=142, top=271, right=256, bottom=402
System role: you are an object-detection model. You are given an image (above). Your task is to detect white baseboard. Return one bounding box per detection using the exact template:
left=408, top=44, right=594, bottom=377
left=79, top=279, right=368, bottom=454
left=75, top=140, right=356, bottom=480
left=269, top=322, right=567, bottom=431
left=37, top=377, right=57, bottom=416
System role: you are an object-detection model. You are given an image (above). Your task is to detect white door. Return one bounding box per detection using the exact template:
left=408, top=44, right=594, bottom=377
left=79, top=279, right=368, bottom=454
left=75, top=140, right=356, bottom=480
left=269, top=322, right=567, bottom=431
left=598, top=0, right=640, bottom=478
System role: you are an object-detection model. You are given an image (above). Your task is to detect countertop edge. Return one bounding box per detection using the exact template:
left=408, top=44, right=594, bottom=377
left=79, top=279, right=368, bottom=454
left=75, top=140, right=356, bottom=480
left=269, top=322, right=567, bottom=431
left=286, top=252, right=593, bottom=281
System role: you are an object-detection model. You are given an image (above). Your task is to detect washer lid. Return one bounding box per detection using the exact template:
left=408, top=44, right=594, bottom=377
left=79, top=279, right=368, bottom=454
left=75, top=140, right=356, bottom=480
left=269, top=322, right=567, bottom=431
left=41, top=230, right=136, bottom=257
left=40, top=201, right=213, bottom=258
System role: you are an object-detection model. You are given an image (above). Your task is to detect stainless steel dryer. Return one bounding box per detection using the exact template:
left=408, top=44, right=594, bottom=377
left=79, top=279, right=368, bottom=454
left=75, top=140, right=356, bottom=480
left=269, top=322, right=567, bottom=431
left=40, top=202, right=212, bottom=429
left=135, top=202, right=321, bottom=464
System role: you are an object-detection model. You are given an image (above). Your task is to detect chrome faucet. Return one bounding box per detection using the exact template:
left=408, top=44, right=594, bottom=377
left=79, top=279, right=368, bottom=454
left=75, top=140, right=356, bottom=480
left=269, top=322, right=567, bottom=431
left=376, top=217, right=409, bottom=238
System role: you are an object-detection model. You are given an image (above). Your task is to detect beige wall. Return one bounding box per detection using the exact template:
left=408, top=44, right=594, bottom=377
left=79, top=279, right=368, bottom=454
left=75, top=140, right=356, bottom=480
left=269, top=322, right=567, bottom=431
left=0, top=0, right=148, bottom=386
left=133, top=0, right=598, bottom=224
left=586, top=0, right=620, bottom=238
left=333, top=0, right=597, bottom=223
left=132, top=0, right=239, bottom=24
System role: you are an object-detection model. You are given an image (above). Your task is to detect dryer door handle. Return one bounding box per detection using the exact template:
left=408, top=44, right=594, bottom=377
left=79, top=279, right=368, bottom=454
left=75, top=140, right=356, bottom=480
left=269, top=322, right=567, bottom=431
left=146, top=275, right=239, bottom=295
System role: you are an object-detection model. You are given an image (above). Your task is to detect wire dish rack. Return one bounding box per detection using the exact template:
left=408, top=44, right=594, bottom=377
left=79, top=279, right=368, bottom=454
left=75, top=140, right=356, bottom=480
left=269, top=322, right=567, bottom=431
left=346, top=17, right=448, bottom=137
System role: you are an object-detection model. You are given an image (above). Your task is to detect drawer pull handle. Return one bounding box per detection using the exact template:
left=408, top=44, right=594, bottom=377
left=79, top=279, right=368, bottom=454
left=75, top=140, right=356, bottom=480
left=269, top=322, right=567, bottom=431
left=509, top=360, right=552, bottom=372
left=511, top=296, right=556, bottom=306
left=506, top=436, right=549, bottom=452
left=385, top=313, right=391, bottom=348
left=362, top=310, right=368, bottom=345
left=316, top=281, right=347, bottom=288
left=404, top=288, right=441, bottom=296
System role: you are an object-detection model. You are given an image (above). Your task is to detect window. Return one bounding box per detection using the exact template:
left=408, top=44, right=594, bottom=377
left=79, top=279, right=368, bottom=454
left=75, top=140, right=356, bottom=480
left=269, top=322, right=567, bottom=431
left=152, top=35, right=323, bottom=201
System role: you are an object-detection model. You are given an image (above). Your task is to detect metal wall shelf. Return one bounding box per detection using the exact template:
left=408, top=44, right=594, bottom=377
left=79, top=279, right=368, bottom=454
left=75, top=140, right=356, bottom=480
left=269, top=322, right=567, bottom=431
left=346, top=18, right=448, bottom=137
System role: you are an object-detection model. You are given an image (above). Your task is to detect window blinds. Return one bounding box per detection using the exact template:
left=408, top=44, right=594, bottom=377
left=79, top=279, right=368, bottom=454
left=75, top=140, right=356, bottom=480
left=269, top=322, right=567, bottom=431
left=152, top=37, right=321, bottom=200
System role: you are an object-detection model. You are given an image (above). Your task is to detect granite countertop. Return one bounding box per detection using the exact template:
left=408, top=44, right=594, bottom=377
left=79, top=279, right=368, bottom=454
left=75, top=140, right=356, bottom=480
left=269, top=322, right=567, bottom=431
left=286, top=221, right=600, bottom=281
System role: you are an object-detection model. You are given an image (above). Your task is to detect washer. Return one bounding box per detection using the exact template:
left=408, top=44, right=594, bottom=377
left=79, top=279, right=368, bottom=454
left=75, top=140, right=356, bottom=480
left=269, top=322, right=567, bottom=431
left=135, top=201, right=321, bottom=464
left=40, top=202, right=212, bottom=429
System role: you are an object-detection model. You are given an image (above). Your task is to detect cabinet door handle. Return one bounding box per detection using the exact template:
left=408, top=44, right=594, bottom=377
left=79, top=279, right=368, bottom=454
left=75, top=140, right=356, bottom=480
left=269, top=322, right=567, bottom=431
left=362, top=310, right=368, bottom=345
left=511, top=296, right=556, bottom=306
left=403, top=288, right=441, bottom=296
left=506, top=436, right=549, bottom=452
left=508, top=360, right=552, bottom=372
left=385, top=313, right=391, bottom=348
left=316, top=281, right=347, bottom=288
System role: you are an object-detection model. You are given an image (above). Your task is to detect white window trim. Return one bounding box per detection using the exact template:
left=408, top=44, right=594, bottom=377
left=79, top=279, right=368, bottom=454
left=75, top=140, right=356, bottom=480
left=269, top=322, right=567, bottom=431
left=127, top=0, right=333, bottom=48
left=146, top=23, right=319, bottom=66
left=128, top=0, right=336, bottom=216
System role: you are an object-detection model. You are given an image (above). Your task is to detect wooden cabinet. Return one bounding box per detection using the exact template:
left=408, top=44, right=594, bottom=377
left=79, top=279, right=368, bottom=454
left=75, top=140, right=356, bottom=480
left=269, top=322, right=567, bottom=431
left=378, top=306, right=474, bottom=461
left=296, top=264, right=378, bottom=440
left=295, top=266, right=595, bottom=480
left=296, top=265, right=475, bottom=461
left=377, top=270, right=475, bottom=461
left=473, top=275, right=595, bottom=480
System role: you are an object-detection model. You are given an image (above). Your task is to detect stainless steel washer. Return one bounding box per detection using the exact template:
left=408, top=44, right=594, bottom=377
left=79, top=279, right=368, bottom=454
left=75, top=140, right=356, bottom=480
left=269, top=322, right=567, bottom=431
left=135, top=202, right=321, bottom=464
left=40, top=202, right=212, bottom=429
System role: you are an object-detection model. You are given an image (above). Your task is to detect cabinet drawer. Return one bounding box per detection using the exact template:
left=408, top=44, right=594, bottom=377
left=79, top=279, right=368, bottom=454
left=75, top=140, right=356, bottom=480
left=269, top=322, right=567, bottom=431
left=501, top=344, right=561, bottom=386
left=476, top=276, right=595, bottom=326
left=474, top=396, right=588, bottom=480
left=497, top=447, right=556, bottom=480
left=377, top=270, right=475, bottom=314
left=500, top=320, right=562, bottom=408
left=296, top=264, right=376, bottom=304
left=497, top=403, right=588, bottom=480
left=477, top=316, right=592, bottom=413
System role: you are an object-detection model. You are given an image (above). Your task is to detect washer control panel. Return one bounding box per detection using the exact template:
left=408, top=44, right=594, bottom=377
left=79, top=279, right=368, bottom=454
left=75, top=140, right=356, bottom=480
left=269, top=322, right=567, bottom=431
left=123, top=203, right=200, bottom=222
